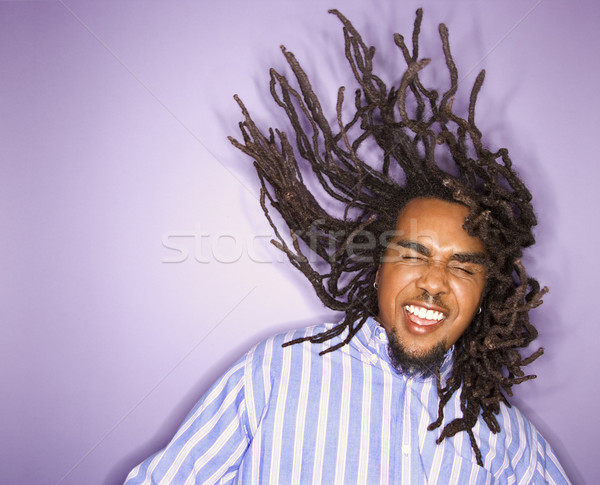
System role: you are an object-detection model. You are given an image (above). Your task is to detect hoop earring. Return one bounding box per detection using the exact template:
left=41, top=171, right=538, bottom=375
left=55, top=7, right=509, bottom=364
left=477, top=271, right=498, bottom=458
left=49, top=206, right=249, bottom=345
left=373, top=282, right=379, bottom=290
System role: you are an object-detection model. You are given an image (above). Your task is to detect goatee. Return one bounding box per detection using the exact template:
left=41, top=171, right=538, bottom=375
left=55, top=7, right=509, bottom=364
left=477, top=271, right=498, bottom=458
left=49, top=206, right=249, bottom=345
left=387, top=329, right=447, bottom=377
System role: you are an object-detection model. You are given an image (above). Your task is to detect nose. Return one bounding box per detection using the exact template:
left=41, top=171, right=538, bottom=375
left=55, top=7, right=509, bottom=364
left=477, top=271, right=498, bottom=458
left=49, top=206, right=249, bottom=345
left=416, top=260, right=450, bottom=295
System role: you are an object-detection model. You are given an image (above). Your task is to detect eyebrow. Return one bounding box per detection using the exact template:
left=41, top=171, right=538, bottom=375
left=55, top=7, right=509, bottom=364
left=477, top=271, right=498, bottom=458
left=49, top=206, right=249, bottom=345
left=451, top=252, right=487, bottom=265
left=394, top=240, right=431, bottom=257
left=394, top=240, right=487, bottom=265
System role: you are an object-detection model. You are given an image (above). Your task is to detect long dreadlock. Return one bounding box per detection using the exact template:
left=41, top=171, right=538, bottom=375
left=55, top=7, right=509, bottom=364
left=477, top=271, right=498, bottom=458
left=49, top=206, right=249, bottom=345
left=229, top=8, right=546, bottom=467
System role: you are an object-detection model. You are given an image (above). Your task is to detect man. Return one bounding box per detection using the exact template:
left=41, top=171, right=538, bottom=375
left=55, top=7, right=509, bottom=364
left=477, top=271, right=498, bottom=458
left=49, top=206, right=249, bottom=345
left=125, top=9, right=570, bottom=484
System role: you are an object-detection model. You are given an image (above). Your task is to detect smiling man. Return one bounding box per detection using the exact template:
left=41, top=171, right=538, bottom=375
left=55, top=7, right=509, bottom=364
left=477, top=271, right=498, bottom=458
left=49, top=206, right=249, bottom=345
left=377, top=198, right=488, bottom=377
left=125, top=9, right=570, bottom=484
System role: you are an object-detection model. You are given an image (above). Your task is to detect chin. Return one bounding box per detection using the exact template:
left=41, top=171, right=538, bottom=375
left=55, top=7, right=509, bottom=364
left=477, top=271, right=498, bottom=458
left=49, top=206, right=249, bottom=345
left=387, top=329, right=448, bottom=377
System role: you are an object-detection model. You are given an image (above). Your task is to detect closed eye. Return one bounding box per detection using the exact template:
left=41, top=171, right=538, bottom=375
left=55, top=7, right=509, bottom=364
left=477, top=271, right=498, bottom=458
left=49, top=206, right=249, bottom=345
left=401, top=255, right=427, bottom=263
left=448, top=262, right=483, bottom=276
left=453, top=266, right=474, bottom=275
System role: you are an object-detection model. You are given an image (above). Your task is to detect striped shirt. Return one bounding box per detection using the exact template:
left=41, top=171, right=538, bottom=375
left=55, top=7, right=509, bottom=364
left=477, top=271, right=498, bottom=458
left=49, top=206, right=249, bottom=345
left=125, top=317, right=570, bottom=484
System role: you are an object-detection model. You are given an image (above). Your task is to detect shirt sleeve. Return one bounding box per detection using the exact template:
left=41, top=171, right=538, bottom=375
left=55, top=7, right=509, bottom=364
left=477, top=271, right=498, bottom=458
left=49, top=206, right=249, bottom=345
left=124, top=355, right=251, bottom=485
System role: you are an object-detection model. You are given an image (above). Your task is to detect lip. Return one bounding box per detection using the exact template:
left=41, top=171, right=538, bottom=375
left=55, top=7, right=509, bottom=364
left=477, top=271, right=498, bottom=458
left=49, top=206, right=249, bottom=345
left=402, top=302, right=447, bottom=336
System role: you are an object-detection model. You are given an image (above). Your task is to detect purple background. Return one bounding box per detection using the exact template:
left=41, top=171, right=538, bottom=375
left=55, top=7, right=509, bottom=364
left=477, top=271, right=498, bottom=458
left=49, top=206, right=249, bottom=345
left=1, top=1, right=597, bottom=483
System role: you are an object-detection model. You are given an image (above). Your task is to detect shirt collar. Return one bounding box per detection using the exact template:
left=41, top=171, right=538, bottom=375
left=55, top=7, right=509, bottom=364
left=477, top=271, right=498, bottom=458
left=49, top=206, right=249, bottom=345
left=351, top=315, right=455, bottom=382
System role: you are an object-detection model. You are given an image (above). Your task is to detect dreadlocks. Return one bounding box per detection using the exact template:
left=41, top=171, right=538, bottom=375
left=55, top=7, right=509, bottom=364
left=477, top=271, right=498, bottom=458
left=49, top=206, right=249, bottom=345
left=229, top=8, right=547, bottom=467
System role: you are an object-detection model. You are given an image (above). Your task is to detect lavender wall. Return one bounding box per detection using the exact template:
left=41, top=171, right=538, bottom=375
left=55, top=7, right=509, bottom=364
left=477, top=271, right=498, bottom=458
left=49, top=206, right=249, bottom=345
left=1, top=1, right=597, bottom=483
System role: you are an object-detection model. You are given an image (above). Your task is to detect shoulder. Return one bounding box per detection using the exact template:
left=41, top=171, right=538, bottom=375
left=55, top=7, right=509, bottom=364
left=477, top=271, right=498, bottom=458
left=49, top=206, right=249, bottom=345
left=242, top=321, right=344, bottom=376
left=207, top=320, right=343, bottom=397
left=483, top=401, right=570, bottom=483
left=238, top=321, right=343, bottom=432
left=246, top=321, right=341, bottom=366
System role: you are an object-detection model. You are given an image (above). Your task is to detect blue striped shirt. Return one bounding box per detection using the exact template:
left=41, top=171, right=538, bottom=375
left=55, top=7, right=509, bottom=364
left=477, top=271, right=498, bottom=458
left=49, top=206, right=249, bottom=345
left=125, top=317, right=570, bottom=484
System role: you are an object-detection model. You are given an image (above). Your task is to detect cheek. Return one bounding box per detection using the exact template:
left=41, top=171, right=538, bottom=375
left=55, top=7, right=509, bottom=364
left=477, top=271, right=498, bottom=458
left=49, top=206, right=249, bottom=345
left=380, top=269, right=413, bottom=295
left=452, top=280, right=485, bottom=316
left=447, top=283, right=483, bottom=345
left=377, top=270, right=412, bottom=311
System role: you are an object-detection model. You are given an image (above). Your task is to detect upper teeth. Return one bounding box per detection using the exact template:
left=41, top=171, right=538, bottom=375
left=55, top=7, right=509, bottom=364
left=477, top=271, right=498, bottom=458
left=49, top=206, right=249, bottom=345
left=404, top=305, right=445, bottom=321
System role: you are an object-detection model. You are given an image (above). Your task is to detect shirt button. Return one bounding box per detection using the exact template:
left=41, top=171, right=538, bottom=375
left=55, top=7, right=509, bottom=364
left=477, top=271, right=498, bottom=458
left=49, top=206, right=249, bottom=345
left=369, top=354, right=378, bottom=364
left=402, top=444, right=411, bottom=455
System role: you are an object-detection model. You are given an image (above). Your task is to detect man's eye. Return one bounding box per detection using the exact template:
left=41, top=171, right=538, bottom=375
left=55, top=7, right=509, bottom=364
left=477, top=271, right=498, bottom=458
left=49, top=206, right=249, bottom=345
left=448, top=263, right=479, bottom=276
left=401, top=255, right=426, bottom=263
left=455, top=266, right=474, bottom=275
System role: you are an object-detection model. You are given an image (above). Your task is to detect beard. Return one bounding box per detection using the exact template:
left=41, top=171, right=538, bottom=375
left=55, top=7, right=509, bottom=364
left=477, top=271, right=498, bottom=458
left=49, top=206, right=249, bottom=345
left=387, top=328, right=448, bottom=377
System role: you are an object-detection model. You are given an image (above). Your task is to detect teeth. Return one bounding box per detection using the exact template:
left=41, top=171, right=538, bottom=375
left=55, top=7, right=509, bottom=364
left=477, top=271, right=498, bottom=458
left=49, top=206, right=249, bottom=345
left=404, top=305, right=445, bottom=321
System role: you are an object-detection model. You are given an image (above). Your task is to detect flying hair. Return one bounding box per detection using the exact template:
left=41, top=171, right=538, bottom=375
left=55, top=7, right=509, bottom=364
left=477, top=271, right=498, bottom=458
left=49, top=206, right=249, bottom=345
left=229, top=8, right=547, bottom=467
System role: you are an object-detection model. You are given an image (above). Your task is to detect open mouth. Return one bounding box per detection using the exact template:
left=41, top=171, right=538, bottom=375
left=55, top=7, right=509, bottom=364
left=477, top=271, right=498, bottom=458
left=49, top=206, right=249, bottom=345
left=404, top=304, right=446, bottom=327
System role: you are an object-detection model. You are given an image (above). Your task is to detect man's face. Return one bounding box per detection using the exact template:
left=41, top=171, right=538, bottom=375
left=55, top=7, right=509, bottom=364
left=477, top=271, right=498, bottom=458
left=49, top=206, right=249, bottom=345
left=376, top=197, right=487, bottom=371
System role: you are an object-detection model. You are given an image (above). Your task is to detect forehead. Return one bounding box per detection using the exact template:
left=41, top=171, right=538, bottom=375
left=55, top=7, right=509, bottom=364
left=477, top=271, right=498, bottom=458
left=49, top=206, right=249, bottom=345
left=394, top=198, right=485, bottom=253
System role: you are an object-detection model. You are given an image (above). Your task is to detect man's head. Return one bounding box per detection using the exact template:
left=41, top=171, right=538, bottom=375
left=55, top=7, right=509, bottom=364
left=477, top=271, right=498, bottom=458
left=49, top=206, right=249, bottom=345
left=231, top=7, right=546, bottom=466
left=376, top=197, right=487, bottom=374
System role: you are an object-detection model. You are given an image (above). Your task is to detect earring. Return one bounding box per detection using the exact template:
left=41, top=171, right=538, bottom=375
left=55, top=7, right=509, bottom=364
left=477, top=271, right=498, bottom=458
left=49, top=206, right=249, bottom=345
left=477, top=307, right=482, bottom=314
left=373, top=282, right=379, bottom=290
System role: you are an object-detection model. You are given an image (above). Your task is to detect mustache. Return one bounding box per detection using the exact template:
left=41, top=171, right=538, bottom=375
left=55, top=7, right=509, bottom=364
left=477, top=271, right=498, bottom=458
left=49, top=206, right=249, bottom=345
left=415, top=291, right=450, bottom=313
